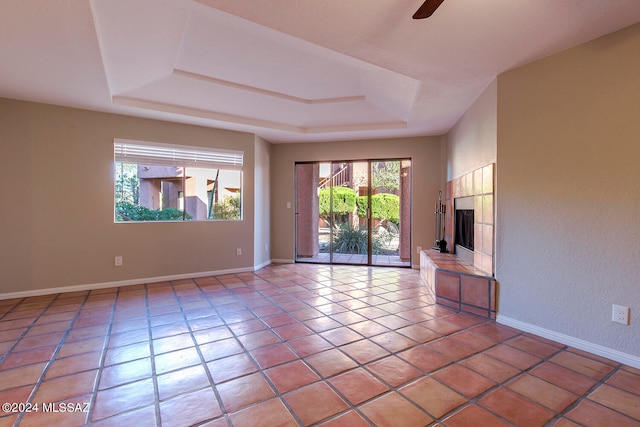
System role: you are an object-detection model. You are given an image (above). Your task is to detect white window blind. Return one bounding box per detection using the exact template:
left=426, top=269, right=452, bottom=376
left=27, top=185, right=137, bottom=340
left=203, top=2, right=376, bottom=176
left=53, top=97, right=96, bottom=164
left=114, top=139, right=243, bottom=170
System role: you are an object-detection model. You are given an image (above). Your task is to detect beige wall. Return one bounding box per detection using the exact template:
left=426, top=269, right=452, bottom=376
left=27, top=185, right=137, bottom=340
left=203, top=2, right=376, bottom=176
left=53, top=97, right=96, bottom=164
left=270, top=137, right=443, bottom=265
left=253, top=135, right=271, bottom=267
left=446, top=79, right=497, bottom=181
left=496, top=24, right=640, bottom=358
left=444, top=79, right=498, bottom=274
left=0, top=99, right=259, bottom=295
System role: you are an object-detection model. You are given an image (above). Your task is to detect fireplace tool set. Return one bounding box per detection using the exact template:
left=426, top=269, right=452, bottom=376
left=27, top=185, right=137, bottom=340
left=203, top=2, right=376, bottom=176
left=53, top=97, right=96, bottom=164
left=433, top=190, right=448, bottom=252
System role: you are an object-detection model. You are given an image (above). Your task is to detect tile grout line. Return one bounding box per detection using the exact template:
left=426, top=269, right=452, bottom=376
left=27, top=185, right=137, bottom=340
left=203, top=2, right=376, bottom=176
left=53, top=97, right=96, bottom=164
left=2, top=265, right=639, bottom=426
left=91, top=284, right=161, bottom=425
left=431, top=337, right=564, bottom=426
left=14, top=291, right=93, bottom=426
left=546, top=361, right=626, bottom=425
left=0, top=297, right=51, bottom=366
left=218, top=272, right=436, bottom=426
left=212, top=274, right=314, bottom=426
left=206, top=272, right=384, bottom=425
left=147, top=281, right=173, bottom=426
left=0, top=278, right=500, bottom=427
left=215, top=273, right=338, bottom=425
left=430, top=335, right=627, bottom=426
left=83, top=289, right=119, bottom=426
left=250, top=271, right=413, bottom=427
left=172, top=277, right=235, bottom=426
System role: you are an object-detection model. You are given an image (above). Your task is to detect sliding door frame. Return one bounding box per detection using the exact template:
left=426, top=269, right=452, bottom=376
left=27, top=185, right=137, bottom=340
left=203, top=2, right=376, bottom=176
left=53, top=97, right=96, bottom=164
left=294, top=158, right=412, bottom=267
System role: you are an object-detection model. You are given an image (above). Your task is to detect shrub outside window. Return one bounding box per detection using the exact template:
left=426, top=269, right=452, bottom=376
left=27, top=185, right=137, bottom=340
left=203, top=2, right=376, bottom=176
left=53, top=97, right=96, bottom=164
left=114, top=139, right=243, bottom=222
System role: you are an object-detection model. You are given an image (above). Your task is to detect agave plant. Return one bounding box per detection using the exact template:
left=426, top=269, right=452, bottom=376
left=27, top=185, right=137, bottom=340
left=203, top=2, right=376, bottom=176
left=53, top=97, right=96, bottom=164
left=331, top=222, right=384, bottom=254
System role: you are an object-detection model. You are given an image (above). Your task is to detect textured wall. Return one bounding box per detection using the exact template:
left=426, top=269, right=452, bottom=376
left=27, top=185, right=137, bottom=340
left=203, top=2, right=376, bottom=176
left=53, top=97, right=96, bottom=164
left=0, top=99, right=258, bottom=295
left=270, top=137, right=443, bottom=265
left=446, top=79, right=497, bottom=182
left=253, top=136, right=271, bottom=267
left=496, top=24, right=640, bottom=357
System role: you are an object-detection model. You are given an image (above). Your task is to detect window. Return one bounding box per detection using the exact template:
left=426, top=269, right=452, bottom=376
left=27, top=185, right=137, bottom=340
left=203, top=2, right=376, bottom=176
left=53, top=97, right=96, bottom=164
left=114, top=139, right=243, bottom=222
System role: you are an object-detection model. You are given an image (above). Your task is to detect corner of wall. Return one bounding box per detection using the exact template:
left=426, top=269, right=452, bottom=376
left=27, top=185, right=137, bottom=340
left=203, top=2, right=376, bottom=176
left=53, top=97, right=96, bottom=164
left=254, top=136, right=271, bottom=266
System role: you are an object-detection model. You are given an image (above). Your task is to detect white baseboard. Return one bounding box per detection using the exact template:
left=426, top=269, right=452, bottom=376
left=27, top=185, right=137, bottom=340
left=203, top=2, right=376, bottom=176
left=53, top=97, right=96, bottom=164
left=0, top=265, right=262, bottom=301
left=269, top=259, right=416, bottom=269
left=497, top=315, right=640, bottom=369
left=253, top=259, right=273, bottom=270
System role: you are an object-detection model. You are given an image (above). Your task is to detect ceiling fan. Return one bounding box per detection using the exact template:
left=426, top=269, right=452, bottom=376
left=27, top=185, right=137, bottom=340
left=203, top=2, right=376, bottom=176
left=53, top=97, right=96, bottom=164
left=413, top=0, right=445, bottom=19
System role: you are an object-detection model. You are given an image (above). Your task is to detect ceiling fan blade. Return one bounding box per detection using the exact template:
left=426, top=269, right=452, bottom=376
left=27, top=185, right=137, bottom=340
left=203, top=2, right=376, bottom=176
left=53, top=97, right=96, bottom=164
left=413, top=0, right=445, bottom=19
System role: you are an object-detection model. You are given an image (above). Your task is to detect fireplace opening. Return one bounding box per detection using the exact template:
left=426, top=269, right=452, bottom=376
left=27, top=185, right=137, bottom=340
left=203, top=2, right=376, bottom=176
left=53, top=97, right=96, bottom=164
left=454, top=196, right=474, bottom=264
left=455, top=209, right=474, bottom=251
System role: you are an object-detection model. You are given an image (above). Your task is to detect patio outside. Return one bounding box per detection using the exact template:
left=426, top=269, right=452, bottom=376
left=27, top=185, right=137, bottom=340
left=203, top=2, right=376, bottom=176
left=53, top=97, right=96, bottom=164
left=296, top=160, right=411, bottom=267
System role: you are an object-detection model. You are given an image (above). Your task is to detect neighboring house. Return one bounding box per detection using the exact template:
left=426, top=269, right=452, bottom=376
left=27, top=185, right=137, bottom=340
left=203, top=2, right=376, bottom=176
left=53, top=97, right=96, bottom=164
left=137, top=165, right=239, bottom=221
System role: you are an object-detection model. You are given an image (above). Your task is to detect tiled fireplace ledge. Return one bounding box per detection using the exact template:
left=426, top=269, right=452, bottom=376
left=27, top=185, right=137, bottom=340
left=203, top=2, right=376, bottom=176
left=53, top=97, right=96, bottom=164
left=420, top=250, right=496, bottom=319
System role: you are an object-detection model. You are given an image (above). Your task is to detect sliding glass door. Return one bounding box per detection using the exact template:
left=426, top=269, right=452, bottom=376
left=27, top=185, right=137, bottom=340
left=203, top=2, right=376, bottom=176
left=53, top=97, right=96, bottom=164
left=327, top=161, right=368, bottom=265
left=370, top=160, right=412, bottom=266
left=295, top=159, right=411, bottom=267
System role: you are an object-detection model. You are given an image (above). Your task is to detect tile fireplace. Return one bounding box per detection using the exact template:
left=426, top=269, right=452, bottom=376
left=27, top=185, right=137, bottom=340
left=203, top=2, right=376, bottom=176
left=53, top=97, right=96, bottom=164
left=420, top=163, right=496, bottom=319
left=445, top=163, right=494, bottom=276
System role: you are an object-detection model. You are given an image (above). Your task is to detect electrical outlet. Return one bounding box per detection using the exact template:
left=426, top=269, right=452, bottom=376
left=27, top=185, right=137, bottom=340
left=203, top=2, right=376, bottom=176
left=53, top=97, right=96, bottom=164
left=114, top=256, right=123, bottom=267
left=416, top=246, right=422, bottom=254
left=612, top=304, right=630, bottom=325
left=236, top=248, right=242, bottom=256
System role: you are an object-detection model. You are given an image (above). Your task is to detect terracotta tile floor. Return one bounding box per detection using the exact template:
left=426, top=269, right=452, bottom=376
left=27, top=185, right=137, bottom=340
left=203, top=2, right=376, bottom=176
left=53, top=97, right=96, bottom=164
left=1, top=264, right=639, bottom=427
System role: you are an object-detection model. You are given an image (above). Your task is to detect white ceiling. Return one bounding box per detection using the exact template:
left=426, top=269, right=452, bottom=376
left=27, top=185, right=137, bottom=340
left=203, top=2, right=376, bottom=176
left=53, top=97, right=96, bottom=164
left=1, top=0, right=639, bottom=143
